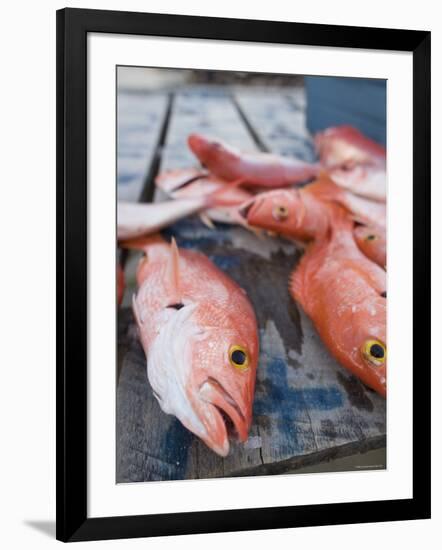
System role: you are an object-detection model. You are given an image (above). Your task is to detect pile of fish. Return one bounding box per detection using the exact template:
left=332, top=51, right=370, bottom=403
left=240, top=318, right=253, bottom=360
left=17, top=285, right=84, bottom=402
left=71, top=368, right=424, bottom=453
left=117, top=125, right=387, bottom=456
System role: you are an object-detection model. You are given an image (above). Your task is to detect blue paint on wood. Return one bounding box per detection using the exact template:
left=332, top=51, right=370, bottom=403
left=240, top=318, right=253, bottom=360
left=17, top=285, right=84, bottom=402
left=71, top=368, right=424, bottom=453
left=162, top=218, right=232, bottom=248
left=254, top=354, right=343, bottom=453
left=255, top=356, right=342, bottom=415
left=301, top=387, right=343, bottom=410
left=160, top=418, right=192, bottom=480
left=209, top=255, right=241, bottom=270
left=254, top=357, right=302, bottom=450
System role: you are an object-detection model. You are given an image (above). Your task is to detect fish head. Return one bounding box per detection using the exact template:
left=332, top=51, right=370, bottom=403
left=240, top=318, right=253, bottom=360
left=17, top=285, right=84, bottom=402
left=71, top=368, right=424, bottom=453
left=189, top=311, right=259, bottom=456
left=187, top=133, right=216, bottom=162
left=353, top=225, right=387, bottom=268
left=359, top=338, right=387, bottom=396
left=239, top=189, right=310, bottom=239
left=188, top=133, right=236, bottom=168
left=147, top=301, right=259, bottom=457
left=344, top=297, right=387, bottom=396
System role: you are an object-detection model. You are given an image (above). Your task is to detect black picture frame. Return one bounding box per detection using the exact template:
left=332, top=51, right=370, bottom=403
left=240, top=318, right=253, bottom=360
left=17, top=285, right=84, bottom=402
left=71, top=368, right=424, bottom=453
left=56, top=7, right=431, bottom=542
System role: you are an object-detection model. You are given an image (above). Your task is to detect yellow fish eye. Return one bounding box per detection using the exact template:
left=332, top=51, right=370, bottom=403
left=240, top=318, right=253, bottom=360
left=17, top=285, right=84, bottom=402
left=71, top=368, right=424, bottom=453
left=272, top=204, right=289, bottom=221
left=229, top=345, right=249, bottom=371
left=365, top=234, right=377, bottom=241
left=361, top=339, right=386, bottom=366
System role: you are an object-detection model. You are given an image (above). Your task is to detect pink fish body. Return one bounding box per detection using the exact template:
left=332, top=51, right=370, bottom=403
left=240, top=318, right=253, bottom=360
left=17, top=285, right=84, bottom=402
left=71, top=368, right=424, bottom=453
left=126, top=236, right=259, bottom=456
left=354, top=224, right=387, bottom=268
left=315, top=126, right=387, bottom=202
left=118, top=180, right=240, bottom=240
left=329, top=165, right=386, bottom=202
left=155, top=167, right=208, bottom=195
left=156, top=170, right=252, bottom=206
left=290, top=210, right=387, bottom=396
left=156, top=170, right=254, bottom=228
left=315, top=125, right=386, bottom=169
left=117, top=199, right=209, bottom=240
left=242, top=189, right=387, bottom=396
left=188, top=133, right=320, bottom=188
left=240, top=177, right=386, bottom=242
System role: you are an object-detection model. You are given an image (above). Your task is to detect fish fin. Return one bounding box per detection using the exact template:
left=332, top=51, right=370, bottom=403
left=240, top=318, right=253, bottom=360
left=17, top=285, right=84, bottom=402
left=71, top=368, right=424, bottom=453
left=119, top=233, right=165, bottom=252
left=199, top=212, right=216, bottom=229
left=166, top=237, right=182, bottom=304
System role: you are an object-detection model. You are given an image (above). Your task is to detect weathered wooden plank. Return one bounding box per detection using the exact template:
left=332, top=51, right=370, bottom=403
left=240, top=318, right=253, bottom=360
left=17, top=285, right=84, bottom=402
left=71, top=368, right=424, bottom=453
left=117, top=92, right=169, bottom=202
left=160, top=89, right=258, bottom=173
left=117, top=315, right=194, bottom=482
left=117, top=92, right=170, bottom=306
left=234, top=89, right=316, bottom=162
left=116, top=87, right=386, bottom=483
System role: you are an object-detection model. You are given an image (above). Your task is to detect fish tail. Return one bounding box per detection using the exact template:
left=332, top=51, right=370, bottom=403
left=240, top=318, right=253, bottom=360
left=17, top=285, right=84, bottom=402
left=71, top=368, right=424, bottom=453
left=119, top=233, right=165, bottom=252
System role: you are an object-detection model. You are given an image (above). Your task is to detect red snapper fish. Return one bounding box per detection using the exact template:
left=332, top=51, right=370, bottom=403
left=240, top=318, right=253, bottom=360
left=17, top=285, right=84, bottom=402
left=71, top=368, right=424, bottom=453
left=315, top=126, right=387, bottom=202
left=117, top=182, right=239, bottom=240
left=122, top=235, right=259, bottom=456
left=156, top=169, right=254, bottom=228
left=117, top=199, right=213, bottom=241
left=328, top=164, right=386, bottom=202
left=156, top=169, right=253, bottom=203
left=155, top=167, right=208, bottom=195
left=315, top=125, right=386, bottom=169
left=187, top=133, right=320, bottom=188
left=292, top=176, right=386, bottom=229
left=242, top=187, right=387, bottom=396
left=353, top=224, right=387, bottom=269
left=239, top=177, right=386, bottom=267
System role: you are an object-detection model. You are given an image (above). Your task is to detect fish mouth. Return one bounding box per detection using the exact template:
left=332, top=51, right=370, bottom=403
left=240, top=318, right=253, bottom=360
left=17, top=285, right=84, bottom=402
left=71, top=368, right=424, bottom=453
left=187, top=134, right=205, bottom=157
left=238, top=197, right=261, bottom=222
left=199, top=377, right=248, bottom=456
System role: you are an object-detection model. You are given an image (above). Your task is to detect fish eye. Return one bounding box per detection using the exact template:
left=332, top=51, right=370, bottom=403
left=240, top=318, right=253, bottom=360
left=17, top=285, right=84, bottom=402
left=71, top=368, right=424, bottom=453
left=229, top=345, right=249, bottom=371
left=365, top=234, right=377, bottom=241
left=272, top=204, right=289, bottom=221
left=361, top=339, right=386, bottom=366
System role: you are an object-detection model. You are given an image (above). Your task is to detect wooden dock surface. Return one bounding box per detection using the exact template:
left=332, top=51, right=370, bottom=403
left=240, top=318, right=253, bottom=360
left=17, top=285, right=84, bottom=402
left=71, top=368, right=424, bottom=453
left=116, top=85, right=386, bottom=482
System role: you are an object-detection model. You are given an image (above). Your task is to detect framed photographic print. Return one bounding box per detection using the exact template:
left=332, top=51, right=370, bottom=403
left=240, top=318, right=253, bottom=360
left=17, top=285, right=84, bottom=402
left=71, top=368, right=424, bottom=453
left=56, top=7, right=431, bottom=542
